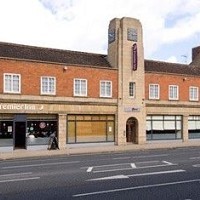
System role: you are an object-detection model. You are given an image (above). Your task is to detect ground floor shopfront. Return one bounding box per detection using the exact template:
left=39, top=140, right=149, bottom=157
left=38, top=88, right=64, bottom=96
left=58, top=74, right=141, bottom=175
left=0, top=113, right=116, bottom=151
left=0, top=113, right=58, bottom=151
left=146, top=103, right=200, bottom=142
left=0, top=101, right=117, bottom=152
left=146, top=115, right=200, bottom=140
left=1, top=102, right=200, bottom=152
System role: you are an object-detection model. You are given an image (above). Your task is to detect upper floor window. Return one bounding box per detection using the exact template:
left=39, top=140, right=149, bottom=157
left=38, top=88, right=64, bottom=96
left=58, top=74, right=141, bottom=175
left=169, top=85, right=179, bottom=100
left=74, top=79, right=87, bottom=97
left=41, top=76, right=56, bottom=95
left=189, top=86, right=199, bottom=101
left=149, top=84, right=159, bottom=99
left=129, top=82, right=136, bottom=98
left=4, top=73, right=21, bottom=93
left=100, top=81, right=112, bottom=97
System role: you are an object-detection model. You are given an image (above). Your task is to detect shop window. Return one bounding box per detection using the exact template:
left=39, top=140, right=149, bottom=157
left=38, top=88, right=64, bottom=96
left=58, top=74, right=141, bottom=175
left=146, top=115, right=182, bottom=140
left=189, top=115, right=200, bottom=139
left=0, top=121, right=13, bottom=147
left=76, top=121, right=106, bottom=142
left=107, top=116, right=114, bottom=120
left=67, top=115, right=115, bottom=143
left=68, top=115, right=76, bottom=120
left=92, top=116, right=100, bottom=120
left=27, top=120, right=57, bottom=146
left=4, top=73, right=21, bottom=94
left=68, top=121, right=75, bottom=143
left=84, top=115, right=92, bottom=120
left=76, top=115, right=84, bottom=120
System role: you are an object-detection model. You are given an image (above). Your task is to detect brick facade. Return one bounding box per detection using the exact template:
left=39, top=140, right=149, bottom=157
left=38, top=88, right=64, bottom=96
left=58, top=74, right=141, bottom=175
left=1, top=16, right=200, bottom=152
left=145, top=73, right=200, bottom=101
left=0, top=59, right=118, bottom=98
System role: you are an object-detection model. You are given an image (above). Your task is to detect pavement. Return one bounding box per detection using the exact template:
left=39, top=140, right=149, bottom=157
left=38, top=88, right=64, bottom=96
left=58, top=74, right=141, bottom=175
left=1, top=140, right=200, bottom=160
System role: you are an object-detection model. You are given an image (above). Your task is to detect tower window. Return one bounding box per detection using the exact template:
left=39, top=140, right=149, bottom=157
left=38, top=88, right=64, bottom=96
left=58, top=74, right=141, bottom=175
left=129, top=82, right=136, bottom=98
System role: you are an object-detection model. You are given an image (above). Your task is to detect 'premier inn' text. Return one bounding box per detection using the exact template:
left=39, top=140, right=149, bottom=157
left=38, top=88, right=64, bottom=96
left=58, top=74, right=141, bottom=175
left=0, top=103, right=37, bottom=110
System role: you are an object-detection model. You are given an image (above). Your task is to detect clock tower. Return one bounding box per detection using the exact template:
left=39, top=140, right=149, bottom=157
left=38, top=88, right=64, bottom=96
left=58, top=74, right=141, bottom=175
left=108, top=17, right=146, bottom=145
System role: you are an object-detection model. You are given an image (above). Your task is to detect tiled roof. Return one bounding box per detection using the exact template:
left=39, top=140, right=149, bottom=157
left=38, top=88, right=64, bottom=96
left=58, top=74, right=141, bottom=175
left=0, top=42, right=111, bottom=68
left=145, top=59, right=200, bottom=76
left=1, top=41, right=200, bottom=76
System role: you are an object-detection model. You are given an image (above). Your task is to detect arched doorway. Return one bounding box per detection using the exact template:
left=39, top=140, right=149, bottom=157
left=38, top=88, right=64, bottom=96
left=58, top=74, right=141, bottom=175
left=126, top=117, right=138, bottom=143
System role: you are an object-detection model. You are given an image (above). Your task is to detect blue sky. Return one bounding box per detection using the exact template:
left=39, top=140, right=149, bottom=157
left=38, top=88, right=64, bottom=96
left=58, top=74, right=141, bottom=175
left=0, top=0, right=200, bottom=64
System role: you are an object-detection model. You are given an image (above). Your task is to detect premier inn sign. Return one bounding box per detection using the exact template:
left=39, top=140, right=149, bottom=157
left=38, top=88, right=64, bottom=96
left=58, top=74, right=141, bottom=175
left=0, top=103, right=44, bottom=111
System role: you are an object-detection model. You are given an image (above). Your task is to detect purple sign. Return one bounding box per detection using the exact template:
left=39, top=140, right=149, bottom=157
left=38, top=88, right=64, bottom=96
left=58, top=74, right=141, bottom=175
left=132, top=43, right=137, bottom=71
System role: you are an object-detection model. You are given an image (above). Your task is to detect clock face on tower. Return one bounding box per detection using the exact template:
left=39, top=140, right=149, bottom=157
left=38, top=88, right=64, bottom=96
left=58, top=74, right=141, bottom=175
left=127, top=28, right=137, bottom=41
left=108, top=29, right=115, bottom=44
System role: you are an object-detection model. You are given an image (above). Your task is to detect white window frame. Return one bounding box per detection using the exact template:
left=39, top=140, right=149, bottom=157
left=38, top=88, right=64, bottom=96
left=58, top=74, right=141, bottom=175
left=3, top=73, right=21, bottom=94
left=149, top=84, right=160, bottom=100
left=189, top=86, right=199, bottom=101
left=100, top=80, right=112, bottom=98
left=41, top=76, right=56, bottom=95
left=169, top=85, right=179, bottom=100
left=74, top=78, right=87, bottom=97
left=129, top=82, right=136, bottom=98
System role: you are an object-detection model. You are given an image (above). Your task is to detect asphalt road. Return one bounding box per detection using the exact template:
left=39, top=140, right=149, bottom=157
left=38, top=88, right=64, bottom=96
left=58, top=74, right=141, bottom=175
left=1, top=146, right=200, bottom=200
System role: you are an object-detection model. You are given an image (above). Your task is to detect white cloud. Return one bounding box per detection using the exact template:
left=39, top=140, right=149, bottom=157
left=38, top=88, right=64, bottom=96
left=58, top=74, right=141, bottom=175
left=161, top=10, right=200, bottom=44
left=0, top=0, right=199, bottom=62
left=166, top=56, right=178, bottom=63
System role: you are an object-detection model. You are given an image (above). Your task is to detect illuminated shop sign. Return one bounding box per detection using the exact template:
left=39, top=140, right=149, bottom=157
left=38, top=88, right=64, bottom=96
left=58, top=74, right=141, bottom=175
left=0, top=103, right=44, bottom=111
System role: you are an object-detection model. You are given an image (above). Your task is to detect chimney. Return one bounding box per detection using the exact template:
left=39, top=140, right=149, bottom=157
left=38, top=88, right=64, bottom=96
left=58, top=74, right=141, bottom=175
left=192, top=46, right=200, bottom=61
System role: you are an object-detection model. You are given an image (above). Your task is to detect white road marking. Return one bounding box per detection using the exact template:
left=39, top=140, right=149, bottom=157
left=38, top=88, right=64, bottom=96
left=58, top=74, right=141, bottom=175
left=0, top=172, right=32, bottom=177
left=130, top=163, right=136, bottom=168
left=87, top=167, right=93, bottom=172
left=136, top=160, right=159, bottom=164
left=86, top=160, right=175, bottom=173
left=190, top=156, right=200, bottom=160
left=193, top=164, right=200, bottom=167
left=73, top=179, right=200, bottom=197
left=113, top=157, right=131, bottom=160
left=87, top=169, right=185, bottom=181
left=84, top=162, right=134, bottom=172
left=132, top=154, right=169, bottom=158
left=2, top=161, right=80, bottom=169
left=88, top=175, right=129, bottom=181
left=0, top=177, right=40, bottom=183
left=93, top=162, right=177, bottom=173
left=93, top=167, right=133, bottom=173
left=86, top=162, right=133, bottom=168
left=163, top=161, right=173, bottom=165
left=136, top=163, right=177, bottom=170
left=128, top=169, right=185, bottom=177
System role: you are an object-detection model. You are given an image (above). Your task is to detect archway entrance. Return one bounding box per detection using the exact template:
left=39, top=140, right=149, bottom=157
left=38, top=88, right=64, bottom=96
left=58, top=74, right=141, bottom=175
left=126, top=117, right=137, bottom=143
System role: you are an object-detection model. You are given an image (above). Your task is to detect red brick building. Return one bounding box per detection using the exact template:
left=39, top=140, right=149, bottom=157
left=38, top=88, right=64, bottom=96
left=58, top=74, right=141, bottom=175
left=1, top=17, right=200, bottom=152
